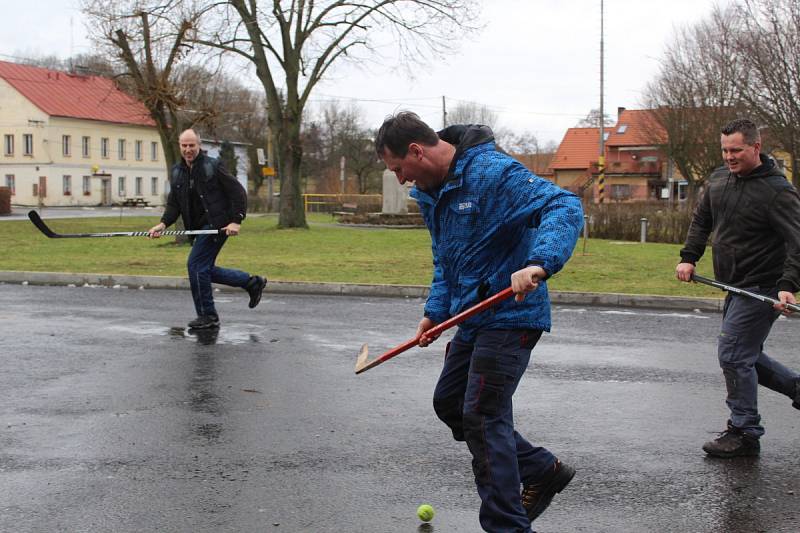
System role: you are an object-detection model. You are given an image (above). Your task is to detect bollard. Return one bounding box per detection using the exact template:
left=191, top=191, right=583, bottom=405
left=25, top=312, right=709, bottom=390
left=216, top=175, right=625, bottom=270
left=582, top=214, right=589, bottom=255
left=640, top=217, right=648, bottom=243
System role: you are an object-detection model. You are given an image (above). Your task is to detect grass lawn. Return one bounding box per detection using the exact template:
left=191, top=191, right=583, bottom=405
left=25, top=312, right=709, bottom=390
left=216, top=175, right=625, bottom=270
left=1, top=212, right=720, bottom=297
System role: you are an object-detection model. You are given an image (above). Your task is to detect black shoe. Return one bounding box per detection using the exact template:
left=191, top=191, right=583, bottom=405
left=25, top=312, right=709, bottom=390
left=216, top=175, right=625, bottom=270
left=187, top=315, right=220, bottom=329
left=702, top=423, right=760, bottom=458
left=521, top=459, right=575, bottom=522
left=246, top=275, right=267, bottom=309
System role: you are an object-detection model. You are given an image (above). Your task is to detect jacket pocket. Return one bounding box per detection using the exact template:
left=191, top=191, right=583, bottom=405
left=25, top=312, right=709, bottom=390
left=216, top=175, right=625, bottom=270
left=446, top=198, right=480, bottom=240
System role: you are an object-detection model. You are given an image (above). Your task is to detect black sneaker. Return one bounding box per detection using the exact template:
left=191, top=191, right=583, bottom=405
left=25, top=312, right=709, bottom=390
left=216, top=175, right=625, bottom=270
left=246, top=276, right=267, bottom=309
left=702, top=423, right=760, bottom=458
left=187, top=315, right=220, bottom=329
left=521, top=459, right=575, bottom=523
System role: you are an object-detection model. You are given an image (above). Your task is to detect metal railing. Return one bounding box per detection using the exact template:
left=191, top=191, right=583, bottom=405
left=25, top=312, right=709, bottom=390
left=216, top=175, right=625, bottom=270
left=302, top=193, right=382, bottom=213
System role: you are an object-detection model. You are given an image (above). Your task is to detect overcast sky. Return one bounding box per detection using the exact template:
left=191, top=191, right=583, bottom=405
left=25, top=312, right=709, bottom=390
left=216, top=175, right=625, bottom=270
left=1, top=0, right=729, bottom=145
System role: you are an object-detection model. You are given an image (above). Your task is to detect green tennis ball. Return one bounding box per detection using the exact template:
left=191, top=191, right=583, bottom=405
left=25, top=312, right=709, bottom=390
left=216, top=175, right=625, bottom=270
left=417, top=504, right=435, bottom=522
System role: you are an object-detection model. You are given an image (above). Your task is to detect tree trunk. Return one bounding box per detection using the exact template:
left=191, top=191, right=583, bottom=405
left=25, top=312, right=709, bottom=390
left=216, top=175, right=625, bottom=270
left=277, top=118, right=308, bottom=228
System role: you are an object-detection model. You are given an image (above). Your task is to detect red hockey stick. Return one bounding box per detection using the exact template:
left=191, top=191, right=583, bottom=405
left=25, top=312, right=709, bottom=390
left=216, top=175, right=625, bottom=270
left=354, top=287, right=515, bottom=374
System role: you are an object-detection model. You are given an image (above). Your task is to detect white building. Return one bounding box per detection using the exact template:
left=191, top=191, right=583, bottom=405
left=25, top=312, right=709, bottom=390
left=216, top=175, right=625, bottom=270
left=0, top=60, right=167, bottom=207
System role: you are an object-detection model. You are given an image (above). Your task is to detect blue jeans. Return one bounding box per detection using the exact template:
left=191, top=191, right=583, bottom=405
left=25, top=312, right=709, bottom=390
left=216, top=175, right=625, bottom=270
left=186, top=227, right=251, bottom=318
left=433, top=328, right=552, bottom=533
left=719, top=289, right=800, bottom=437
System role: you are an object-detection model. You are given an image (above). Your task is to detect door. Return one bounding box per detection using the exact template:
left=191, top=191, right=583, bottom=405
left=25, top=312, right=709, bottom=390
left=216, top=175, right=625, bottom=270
left=101, top=178, right=111, bottom=206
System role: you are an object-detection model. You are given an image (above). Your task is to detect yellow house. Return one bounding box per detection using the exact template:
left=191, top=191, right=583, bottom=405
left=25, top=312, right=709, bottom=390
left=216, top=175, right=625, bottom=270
left=0, top=60, right=166, bottom=207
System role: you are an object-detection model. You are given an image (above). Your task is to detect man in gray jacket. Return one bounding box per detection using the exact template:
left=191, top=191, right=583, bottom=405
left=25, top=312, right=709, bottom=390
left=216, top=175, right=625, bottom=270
left=676, top=118, right=800, bottom=457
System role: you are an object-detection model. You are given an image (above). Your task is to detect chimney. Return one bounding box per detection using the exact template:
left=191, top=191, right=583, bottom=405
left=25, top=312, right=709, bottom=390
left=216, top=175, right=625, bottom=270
left=617, top=107, right=626, bottom=121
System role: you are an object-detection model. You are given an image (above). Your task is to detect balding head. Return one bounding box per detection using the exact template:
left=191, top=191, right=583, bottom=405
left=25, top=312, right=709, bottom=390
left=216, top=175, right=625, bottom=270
left=179, top=129, right=201, bottom=166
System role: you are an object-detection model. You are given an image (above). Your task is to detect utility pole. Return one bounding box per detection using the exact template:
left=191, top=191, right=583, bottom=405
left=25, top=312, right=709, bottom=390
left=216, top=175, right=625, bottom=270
left=442, top=96, right=448, bottom=128
left=598, top=0, right=606, bottom=204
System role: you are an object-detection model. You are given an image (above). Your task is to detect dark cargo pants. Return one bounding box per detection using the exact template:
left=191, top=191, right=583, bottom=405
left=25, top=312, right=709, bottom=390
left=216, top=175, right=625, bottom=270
left=433, top=328, right=554, bottom=532
left=719, top=289, right=800, bottom=437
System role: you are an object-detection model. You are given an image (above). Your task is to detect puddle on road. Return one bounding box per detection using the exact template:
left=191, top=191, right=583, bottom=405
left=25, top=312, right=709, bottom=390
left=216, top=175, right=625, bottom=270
left=106, top=323, right=263, bottom=345
left=556, top=307, right=711, bottom=320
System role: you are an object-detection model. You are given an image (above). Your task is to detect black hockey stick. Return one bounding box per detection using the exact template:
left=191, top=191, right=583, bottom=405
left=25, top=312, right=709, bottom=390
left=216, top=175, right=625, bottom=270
left=692, top=274, right=800, bottom=312
left=28, top=210, right=223, bottom=239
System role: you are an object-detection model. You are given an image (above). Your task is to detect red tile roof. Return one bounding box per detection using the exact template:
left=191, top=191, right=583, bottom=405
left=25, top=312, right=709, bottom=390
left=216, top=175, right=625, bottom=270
left=510, top=152, right=554, bottom=175
left=549, top=127, right=600, bottom=170
left=0, top=60, right=154, bottom=127
left=606, top=108, right=666, bottom=147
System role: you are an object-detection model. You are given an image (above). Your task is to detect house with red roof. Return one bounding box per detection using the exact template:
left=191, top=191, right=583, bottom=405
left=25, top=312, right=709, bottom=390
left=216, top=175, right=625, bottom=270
left=0, top=60, right=166, bottom=207
left=549, top=107, right=689, bottom=203
left=549, top=127, right=601, bottom=192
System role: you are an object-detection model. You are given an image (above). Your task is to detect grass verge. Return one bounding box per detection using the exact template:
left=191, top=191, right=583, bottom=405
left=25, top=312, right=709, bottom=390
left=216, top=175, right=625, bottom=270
left=0, top=212, right=719, bottom=297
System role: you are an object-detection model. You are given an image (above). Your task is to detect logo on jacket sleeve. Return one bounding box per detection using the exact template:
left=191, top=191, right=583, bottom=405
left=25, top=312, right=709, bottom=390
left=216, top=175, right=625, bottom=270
left=458, top=201, right=473, bottom=210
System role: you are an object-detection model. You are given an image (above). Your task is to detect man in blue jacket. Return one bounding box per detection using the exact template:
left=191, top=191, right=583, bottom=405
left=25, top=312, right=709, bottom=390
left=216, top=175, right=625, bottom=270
left=148, top=129, right=267, bottom=330
left=375, top=112, right=583, bottom=532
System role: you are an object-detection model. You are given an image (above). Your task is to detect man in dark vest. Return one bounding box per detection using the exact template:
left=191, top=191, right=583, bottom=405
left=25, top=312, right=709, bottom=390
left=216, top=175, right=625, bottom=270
left=148, top=129, right=267, bottom=329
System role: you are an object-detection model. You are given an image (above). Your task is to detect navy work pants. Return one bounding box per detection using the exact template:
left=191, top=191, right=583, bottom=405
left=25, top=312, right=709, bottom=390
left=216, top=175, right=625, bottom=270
left=433, top=328, right=553, bottom=533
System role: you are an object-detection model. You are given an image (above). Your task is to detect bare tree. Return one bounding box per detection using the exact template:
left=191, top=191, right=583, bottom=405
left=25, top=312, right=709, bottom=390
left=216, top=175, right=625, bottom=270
left=644, top=5, right=744, bottom=196
left=81, top=0, right=207, bottom=171
left=734, top=0, right=800, bottom=186
left=576, top=108, right=614, bottom=128
left=302, top=101, right=382, bottom=194
left=196, top=0, right=480, bottom=228
left=447, top=101, right=499, bottom=127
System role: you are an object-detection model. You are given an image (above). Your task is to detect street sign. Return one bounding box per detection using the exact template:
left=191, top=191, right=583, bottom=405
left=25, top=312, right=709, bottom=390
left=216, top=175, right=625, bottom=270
left=256, top=148, right=266, bottom=165
left=262, top=166, right=276, bottom=177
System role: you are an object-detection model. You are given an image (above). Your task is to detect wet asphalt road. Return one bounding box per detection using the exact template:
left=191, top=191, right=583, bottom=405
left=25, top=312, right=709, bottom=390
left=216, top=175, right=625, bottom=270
left=1, top=284, right=798, bottom=533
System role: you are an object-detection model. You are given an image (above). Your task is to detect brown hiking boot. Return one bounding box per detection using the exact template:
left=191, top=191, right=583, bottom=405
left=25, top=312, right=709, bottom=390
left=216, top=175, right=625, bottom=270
left=521, top=459, right=575, bottom=522
left=702, top=423, right=760, bottom=458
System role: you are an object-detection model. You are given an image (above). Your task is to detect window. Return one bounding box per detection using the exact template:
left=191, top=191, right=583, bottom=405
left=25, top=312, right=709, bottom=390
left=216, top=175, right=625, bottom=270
left=5, top=175, right=14, bottom=195
left=63, top=175, right=72, bottom=196
left=118, top=139, right=126, bottom=160
left=3, top=134, right=13, bottom=156
left=135, top=140, right=143, bottom=161
left=23, top=134, right=33, bottom=156
left=82, top=176, right=91, bottom=195
left=118, top=176, right=126, bottom=196
left=151, top=177, right=158, bottom=195
left=151, top=141, right=158, bottom=161
left=135, top=177, right=143, bottom=196
left=82, top=136, right=90, bottom=158
left=101, top=137, right=109, bottom=158
left=62, top=135, right=71, bottom=157
left=610, top=184, right=631, bottom=200
left=617, top=124, right=628, bottom=134
left=678, top=181, right=689, bottom=201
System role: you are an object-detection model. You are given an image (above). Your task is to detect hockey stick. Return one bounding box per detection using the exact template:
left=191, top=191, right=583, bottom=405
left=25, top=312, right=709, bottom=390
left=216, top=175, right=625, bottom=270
left=692, top=274, right=800, bottom=313
left=355, top=286, right=515, bottom=374
left=28, top=210, right=222, bottom=239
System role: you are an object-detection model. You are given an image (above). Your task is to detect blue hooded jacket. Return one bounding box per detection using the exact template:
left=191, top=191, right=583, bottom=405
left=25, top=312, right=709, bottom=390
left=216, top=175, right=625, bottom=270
left=411, top=125, right=583, bottom=340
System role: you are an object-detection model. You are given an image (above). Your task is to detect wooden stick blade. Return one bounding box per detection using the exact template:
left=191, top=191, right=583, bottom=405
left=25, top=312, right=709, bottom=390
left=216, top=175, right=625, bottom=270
left=354, top=343, right=373, bottom=374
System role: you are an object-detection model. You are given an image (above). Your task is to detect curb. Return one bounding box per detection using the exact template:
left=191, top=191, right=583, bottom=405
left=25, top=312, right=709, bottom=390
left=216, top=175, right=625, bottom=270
left=0, top=270, right=725, bottom=313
